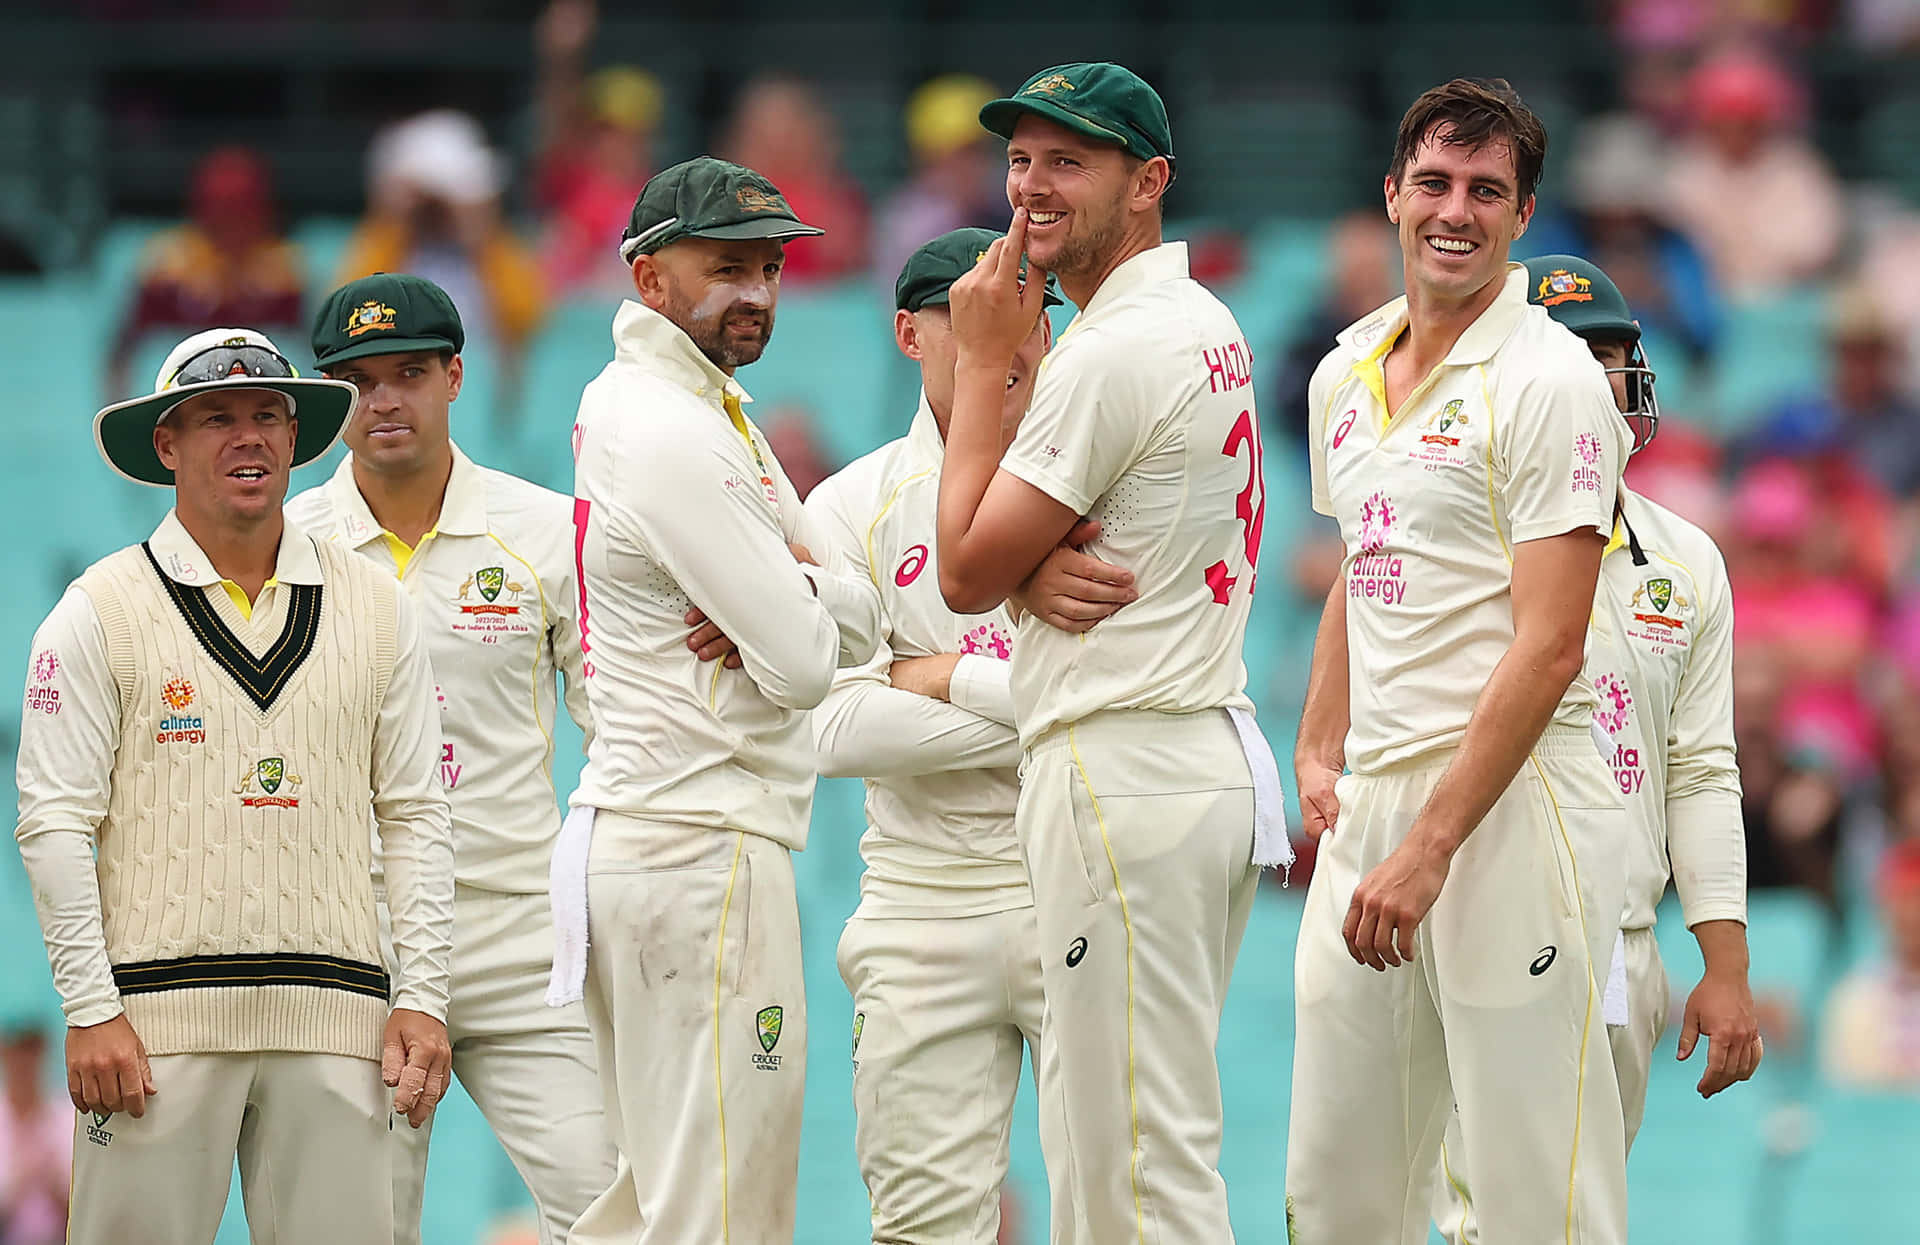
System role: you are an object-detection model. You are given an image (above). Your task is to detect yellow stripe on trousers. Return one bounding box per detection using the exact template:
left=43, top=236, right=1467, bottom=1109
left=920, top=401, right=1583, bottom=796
left=1527, top=756, right=1597, bottom=1245
left=1066, top=725, right=1147, bottom=1244
left=712, top=831, right=746, bottom=1243
left=1439, top=1139, right=1476, bottom=1245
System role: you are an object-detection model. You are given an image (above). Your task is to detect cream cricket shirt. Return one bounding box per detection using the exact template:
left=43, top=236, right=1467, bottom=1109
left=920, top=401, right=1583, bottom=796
left=570, top=301, right=883, bottom=852
left=807, top=396, right=1027, bottom=918
left=1587, top=488, right=1745, bottom=931
left=15, top=511, right=453, bottom=1028
left=1307, top=264, right=1631, bottom=774
left=286, top=445, right=588, bottom=894
left=997, top=242, right=1260, bottom=746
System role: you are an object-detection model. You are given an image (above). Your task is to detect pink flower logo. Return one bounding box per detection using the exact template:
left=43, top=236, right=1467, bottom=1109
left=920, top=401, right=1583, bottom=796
left=1592, top=671, right=1633, bottom=737
left=1575, top=432, right=1602, bottom=465
left=1358, top=492, right=1396, bottom=555
left=30, top=650, right=57, bottom=685
left=959, top=623, right=1013, bottom=660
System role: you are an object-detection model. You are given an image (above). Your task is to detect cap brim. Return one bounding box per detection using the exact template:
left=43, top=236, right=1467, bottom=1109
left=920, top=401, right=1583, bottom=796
left=314, top=335, right=461, bottom=369
left=980, top=96, right=1132, bottom=151
left=688, top=218, right=827, bottom=242
left=916, top=286, right=1063, bottom=312
left=94, top=377, right=358, bottom=488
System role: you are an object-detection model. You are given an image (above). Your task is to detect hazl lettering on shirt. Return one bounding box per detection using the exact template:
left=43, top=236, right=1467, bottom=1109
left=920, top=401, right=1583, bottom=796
left=1202, top=339, right=1255, bottom=394
left=1625, top=576, right=1691, bottom=653
left=1592, top=671, right=1644, bottom=795
left=24, top=649, right=60, bottom=716
left=959, top=621, right=1013, bottom=660
left=154, top=674, right=205, bottom=745
left=1347, top=491, right=1408, bottom=605
left=452, top=566, right=534, bottom=640
left=1571, top=432, right=1604, bottom=495
left=439, top=742, right=462, bottom=791
left=1410, top=398, right=1472, bottom=470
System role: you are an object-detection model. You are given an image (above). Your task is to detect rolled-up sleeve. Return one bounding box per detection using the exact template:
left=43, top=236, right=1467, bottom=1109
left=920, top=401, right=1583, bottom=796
left=15, top=588, right=124, bottom=1028
left=371, top=589, right=455, bottom=1020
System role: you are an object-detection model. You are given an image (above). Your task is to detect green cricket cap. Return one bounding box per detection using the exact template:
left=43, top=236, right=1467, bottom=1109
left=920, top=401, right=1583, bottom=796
left=310, top=273, right=466, bottom=369
left=1523, top=254, right=1639, bottom=342
left=979, top=62, right=1175, bottom=169
left=895, top=227, right=1063, bottom=313
left=619, top=156, right=824, bottom=262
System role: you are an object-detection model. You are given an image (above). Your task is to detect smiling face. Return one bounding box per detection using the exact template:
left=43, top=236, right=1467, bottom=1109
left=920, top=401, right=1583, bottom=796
left=897, top=304, right=1052, bottom=443
left=154, top=389, right=297, bottom=528
left=635, top=236, right=785, bottom=373
left=328, top=350, right=461, bottom=478
left=1005, top=115, right=1166, bottom=286
left=1385, top=125, right=1534, bottom=306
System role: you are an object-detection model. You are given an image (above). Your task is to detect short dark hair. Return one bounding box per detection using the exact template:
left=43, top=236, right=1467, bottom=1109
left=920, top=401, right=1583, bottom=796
left=1389, top=78, right=1547, bottom=204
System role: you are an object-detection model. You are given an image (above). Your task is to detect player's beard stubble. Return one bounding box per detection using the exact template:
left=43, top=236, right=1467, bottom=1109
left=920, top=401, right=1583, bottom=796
left=1037, top=192, right=1127, bottom=282
left=662, top=276, right=774, bottom=371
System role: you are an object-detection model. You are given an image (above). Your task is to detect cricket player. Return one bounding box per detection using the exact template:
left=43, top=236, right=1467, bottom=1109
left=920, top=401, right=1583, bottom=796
left=1431, top=254, right=1761, bottom=1241
left=1285, top=81, right=1635, bottom=1244
left=807, top=228, right=1120, bottom=1244
left=17, top=329, right=455, bottom=1244
left=559, top=156, right=883, bottom=1244
left=935, top=64, right=1285, bottom=1243
left=285, top=273, right=616, bottom=1244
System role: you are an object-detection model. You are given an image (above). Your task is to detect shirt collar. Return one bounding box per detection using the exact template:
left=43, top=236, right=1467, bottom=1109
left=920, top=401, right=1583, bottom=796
left=1334, top=263, right=1531, bottom=366
left=1077, top=241, right=1189, bottom=318
left=319, top=442, right=487, bottom=546
left=906, top=391, right=946, bottom=465
left=611, top=299, right=755, bottom=410
left=148, top=509, right=323, bottom=587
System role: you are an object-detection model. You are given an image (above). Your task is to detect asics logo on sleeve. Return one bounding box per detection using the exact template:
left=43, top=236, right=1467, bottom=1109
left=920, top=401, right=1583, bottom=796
left=1529, top=946, right=1557, bottom=976
left=1066, top=937, right=1088, bottom=968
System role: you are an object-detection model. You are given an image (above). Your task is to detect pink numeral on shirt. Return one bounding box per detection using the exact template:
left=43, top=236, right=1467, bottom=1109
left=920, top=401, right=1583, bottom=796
left=572, top=497, right=595, bottom=679
left=1206, top=408, right=1266, bottom=603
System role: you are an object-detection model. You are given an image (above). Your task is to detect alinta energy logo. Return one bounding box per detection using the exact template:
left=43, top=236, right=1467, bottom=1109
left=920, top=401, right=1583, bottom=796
left=1349, top=492, right=1408, bottom=605
left=1592, top=671, right=1644, bottom=796
left=959, top=622, right=1012, bottom=660
left=156, top=675, right=205, bottom=745
left=1571, top=432, right=1604, bottom=495
left=24, top=649, right=60, bottom=716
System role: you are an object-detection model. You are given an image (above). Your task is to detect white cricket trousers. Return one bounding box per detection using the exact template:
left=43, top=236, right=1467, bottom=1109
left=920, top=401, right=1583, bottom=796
left=1287, top=726, right=1630, bottom=1245
left=387, top=886, right=617, bottom=1245
left=1018, top=707, right=1261, bottom=1245
left=1433, top=925, right=1668, bottom=1242
left=837, top=904, right=1070, bottom=1245
left=67, top=1050, right=390, bottom=1245
left=571, top=815, right=806, bottom=1245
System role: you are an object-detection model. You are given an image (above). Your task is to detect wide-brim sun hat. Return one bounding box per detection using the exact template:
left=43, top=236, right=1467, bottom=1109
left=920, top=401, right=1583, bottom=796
left=94, top=328, right=357, bottom=487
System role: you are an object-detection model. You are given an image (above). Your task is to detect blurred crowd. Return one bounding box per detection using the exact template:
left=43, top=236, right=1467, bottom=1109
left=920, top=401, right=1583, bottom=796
left=76, top=0, right=1920, bottom=1156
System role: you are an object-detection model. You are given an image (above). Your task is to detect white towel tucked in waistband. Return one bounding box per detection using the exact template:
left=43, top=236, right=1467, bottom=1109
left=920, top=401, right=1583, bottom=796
left=545, top=804, right=597, bottom=1007
left=1601, top=927, right=1630, bottom=1026
left=1227, top=706, right=1294, bottom=873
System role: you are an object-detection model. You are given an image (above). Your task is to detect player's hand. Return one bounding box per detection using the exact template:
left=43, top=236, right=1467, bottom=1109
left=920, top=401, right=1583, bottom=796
left=789, top=541, right=818, bottom=566
left=382, top=1008, right=452, bottom=1130
left=950, top=208, right=1050, bottom=366
left=1295, top=760, right=1342, bottom=841
left=1343, top=839, right=1450, bottom=970
left=890, top=653, right=962, bottom=702
left=1014, top=520, right=1136, bottom=634
left=66, top=1013, right=156, bottom=1119
left=685, top=606, right=743, bottom=669
left=1678, top=968, right=1763, bottom=1098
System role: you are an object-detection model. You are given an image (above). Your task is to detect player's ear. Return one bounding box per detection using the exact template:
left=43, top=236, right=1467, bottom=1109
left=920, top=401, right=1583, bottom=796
left=445, top=353, right=464, bottom=402
left=631, top=253, right=668, bottom=311
left=1513, top=192, right=1535, bottom=240
left=894, top=308, right=921, bottom=361
left=1383, top=173, right=1401, bottom=225
left=154, top=418, right=179, bottom=472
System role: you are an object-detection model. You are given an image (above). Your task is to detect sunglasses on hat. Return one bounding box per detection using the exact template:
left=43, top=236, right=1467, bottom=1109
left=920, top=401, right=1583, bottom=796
left=166, top=343, right=299, bottom=389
